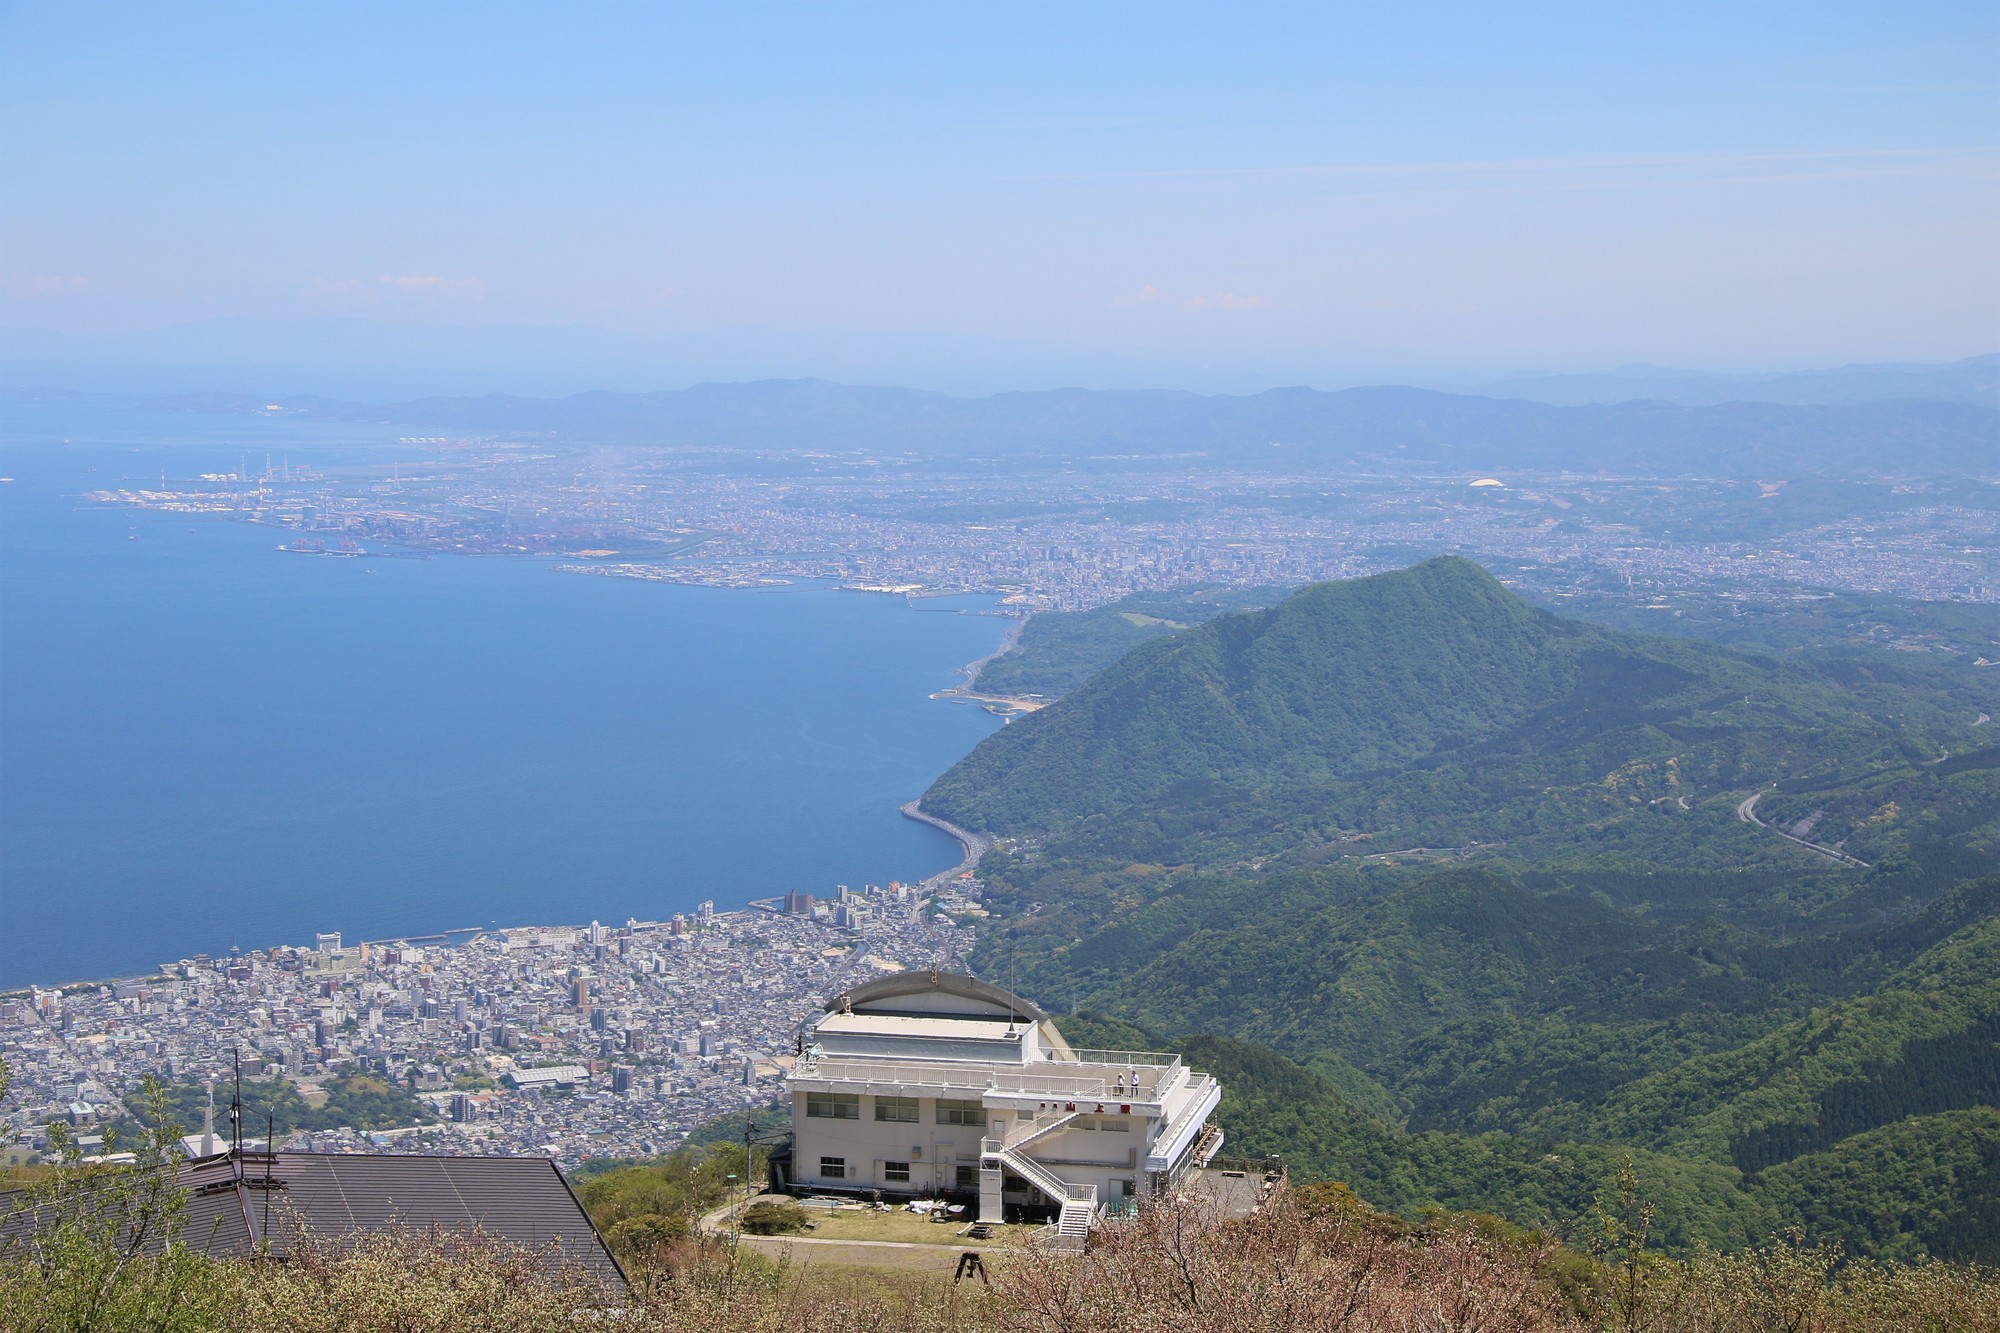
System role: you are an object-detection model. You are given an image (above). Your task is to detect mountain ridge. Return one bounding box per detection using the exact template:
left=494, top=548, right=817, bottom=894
left=923, top=558, right=1987, bottom=859
left=1468, top=353, right=1999, bottom=409
left=928, top=559, right=1998, bottom=1258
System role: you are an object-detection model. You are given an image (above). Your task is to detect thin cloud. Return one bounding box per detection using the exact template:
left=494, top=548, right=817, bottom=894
left=4, top=273, right=91, bottom=298
left=379, top=275, right=481, bottom=292
left=1185, top=292, right=1270, bottom=311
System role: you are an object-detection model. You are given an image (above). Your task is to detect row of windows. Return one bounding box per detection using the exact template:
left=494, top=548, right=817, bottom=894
left=817, top=1157, right=982, bottom=1189
left=804, top=1093, right=987, bottom=1127
left=805, top=1092, right=860, bottom=1120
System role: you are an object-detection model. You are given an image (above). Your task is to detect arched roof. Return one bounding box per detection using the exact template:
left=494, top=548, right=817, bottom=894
left=827, top=969, right=1049, bottom=1024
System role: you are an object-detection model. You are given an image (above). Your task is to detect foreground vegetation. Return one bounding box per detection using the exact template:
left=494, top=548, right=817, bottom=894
left=4, top=1180, right=1995, bottom=1332
left=4, top=1066, right=1995, bottom=1330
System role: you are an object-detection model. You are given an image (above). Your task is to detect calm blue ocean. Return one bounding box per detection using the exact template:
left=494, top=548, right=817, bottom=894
left=0, top=399, right=1007, bottom=988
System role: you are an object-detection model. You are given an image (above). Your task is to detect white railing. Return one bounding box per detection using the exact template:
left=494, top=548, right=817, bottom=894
left=1033, top=1221, right=1086, bottom=1254
left=793, top=1057, right=1117, bottom=1099
left=1061, top=1048, right=1183, bottom=1070
left=984, top=1137, right=1099, bottom=1210
left=1004, top=1109, right=1079, bottom=1152
left=1143, top=1074, right=1221, bottom=1173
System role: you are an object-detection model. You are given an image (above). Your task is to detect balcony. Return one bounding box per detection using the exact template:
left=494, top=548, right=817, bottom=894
left=790, top=1055, right=1132, bottom=1100
left=1057, top=1048, right=1183, bottom=1070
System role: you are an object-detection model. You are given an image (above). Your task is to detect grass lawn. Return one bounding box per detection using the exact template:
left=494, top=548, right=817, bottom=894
left=791, top=1208, right=1031, bottom=1247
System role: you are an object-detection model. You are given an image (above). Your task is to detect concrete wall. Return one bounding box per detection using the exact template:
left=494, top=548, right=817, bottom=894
left=788, top=1091, right=985, bottom=1196
left=789, top=1093, right=1149, bottom=1205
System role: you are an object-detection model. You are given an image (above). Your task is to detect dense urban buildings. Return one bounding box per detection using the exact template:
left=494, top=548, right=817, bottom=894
left=0, top=879, right=981, bottom=1169
left=88, top=441, right=1996, bottom=614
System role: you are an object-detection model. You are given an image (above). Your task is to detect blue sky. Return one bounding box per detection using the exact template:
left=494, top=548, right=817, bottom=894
left=2, top=1, right=1995, bottom=393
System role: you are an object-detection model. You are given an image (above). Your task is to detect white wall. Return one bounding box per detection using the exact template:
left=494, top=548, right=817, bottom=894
left=789, top=1091, right=984, bottom=1195
left=789, top=1093, right=1150, bottom=1204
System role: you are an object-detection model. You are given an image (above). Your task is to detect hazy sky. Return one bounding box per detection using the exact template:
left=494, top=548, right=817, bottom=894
left=3, top=1, right=1996, bottom=393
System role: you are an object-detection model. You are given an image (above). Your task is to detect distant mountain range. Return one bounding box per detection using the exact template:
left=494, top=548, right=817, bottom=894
left=151, top=379, right=1997, bottom=478
left=1468, top=354, right=1998, bottom=409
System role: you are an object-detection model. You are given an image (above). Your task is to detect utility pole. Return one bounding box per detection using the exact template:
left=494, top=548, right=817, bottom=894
left=738, top=1121, right=754, bottom=1242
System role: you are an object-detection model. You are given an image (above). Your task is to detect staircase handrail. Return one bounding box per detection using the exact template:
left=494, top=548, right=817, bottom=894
left=1004, top=1109, right=1079, bottom=1151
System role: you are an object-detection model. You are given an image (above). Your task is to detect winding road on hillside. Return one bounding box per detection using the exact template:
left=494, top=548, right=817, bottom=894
left=1736, top=788, right=1870, bottom=869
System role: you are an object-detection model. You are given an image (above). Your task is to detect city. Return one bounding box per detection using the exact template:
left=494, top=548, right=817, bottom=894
left=0, top=873, right=985, bottom=1169
left=87, top=436, right=1998, bottom=613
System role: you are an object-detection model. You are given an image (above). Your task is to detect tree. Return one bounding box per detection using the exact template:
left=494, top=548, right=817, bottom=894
left=0, top=1064, right=229, bottom=1333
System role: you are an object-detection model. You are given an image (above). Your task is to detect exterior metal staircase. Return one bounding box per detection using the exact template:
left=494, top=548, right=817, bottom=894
left=1003, top=1108, right=1079, bottom=1152
left=980, top=1116, right=1100, bottom=1249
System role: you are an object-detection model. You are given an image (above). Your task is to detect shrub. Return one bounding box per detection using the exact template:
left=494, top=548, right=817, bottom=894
left=737, top=1200, right=810, bottom=1235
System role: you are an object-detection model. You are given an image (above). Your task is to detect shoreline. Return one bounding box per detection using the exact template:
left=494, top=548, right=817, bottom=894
left=929, top=612, right=1047, bottom=718
left=5, top=803, right=999, bottom=998
left=898, top=800, right=994, bottom=891
left=5, top=596, right=1020, bottom=1000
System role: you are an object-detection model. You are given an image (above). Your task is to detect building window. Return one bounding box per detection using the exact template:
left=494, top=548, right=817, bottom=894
left=936, top=1099, right=986, bottom=1127
left=820, top=1157, right=846, bottom=1180
left=806, top=1092, right=860, bottom=1120
left=883, top=1160, right=910, bottom=1183
left=874, top=1095, right=920, bottom=1123
left=956, top=1164, right=979, bottom=1190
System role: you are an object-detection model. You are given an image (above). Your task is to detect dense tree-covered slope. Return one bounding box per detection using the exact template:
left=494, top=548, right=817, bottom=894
left=988, top=583, right=2000, bottom=708
left=939, top=561, right=2000, bottom=1259
left=972, top=585, right=1286, bottom=700
left=926, top=559, right=1996, bottom=867
left=1586, top=904, right=2000, bottom=1169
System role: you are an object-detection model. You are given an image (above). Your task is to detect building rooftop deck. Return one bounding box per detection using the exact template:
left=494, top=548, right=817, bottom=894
left=788, top=1049, right=1183, bottom=1103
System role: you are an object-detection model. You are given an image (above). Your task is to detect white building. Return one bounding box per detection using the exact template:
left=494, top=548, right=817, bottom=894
left=507, top=1064, right=588, bottom=1091
left=783, top=970, right=1223, bottom=1242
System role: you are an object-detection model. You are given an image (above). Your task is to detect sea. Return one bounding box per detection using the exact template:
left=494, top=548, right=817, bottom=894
left=0, top=397, right=1008, bottom=989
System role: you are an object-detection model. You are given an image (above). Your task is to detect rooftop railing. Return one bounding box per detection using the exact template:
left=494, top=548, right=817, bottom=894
left=1058, top=1048, right=1183, bottom=1069
left=792, top=1057, right=1129, bottom=1100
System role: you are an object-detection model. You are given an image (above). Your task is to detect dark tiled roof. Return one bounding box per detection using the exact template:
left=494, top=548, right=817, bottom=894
left=6, top=1151, right=626, bottom=1292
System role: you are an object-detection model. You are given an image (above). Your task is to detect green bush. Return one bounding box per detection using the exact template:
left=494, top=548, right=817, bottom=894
left=736, top=1200, right=809, bottom=1236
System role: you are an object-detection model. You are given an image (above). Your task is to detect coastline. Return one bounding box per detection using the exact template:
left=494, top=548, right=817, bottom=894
left=5, top=800, right=992, bottom=984
left=929, top=612, right=1046, bottom=718
left=898, top=800, right=993, bottom=892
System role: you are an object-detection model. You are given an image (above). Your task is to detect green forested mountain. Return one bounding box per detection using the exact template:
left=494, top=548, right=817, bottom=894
left=972, top=585, right=1286, bottom=700
left=931, top=560, right=2000, bottom=1260
left=926, top=559, right=1995, bottom=870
